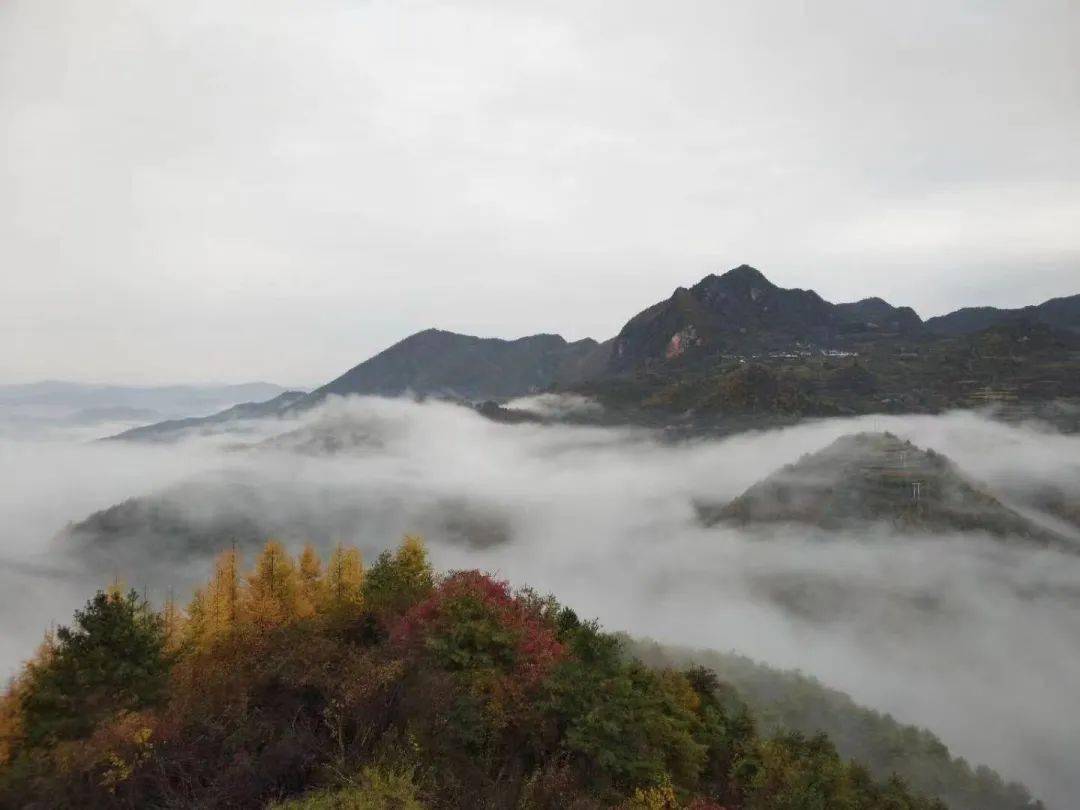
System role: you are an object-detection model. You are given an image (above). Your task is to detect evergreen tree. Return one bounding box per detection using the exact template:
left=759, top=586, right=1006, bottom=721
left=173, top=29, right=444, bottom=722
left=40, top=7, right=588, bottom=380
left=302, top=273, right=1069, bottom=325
left=19, top=589, right=170, bottom=747
left=364, top=534, right=434, bottom=615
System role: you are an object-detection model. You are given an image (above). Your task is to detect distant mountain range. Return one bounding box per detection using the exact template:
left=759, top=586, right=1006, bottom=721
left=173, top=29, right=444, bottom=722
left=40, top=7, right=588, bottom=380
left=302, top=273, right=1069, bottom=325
left=105, top=391, right=308, bottom=442
left=0, top=380, right=297, bottom=438
left=108, top=265, right=1080, bottom=440
left=0, top=381, right=291, bottom=416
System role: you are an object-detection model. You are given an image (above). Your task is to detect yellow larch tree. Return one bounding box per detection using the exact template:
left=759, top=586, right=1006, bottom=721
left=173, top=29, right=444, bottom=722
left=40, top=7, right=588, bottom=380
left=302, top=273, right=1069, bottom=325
left=396, top=535, right=432, bottom=591
left=297, top=543, right=323, bottom=617
left=184, top=547, right=242, bottom=644
left=245, top=540, right=304, bottom=627
left=322, top=543, right=365, bottom=619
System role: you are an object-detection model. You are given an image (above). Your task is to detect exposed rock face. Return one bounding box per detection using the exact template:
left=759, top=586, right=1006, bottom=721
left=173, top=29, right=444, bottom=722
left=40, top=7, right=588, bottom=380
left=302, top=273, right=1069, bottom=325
left=665, top=325, right=700, bottom=359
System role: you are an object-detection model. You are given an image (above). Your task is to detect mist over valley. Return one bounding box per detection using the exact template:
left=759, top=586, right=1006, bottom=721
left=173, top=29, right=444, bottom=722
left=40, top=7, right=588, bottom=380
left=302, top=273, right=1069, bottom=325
left=4, top=387, right=1080, bottom=806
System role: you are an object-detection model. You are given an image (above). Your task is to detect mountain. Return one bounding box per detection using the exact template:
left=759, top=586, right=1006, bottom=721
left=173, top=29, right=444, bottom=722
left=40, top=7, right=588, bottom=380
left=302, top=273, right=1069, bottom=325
left=834, top=296, right=924, bottom=333
left=67, top=406, right=163, bottom=424
left=576, top=316, right=1080, bottom=431
left=925, top=293, right=1080, bottom=336
left=62, top=473, right=513, bottom=573
left=306, top=328, right=606, bottom=403
left=106, top=331, right=607, bottom=441
left=108, top=390, right=307, bottom=442
left=698, top=431, right=1070, bottom=546
left=607, top=265, right=923, bottom=373
left=105, top=265, right=1080, bottom=442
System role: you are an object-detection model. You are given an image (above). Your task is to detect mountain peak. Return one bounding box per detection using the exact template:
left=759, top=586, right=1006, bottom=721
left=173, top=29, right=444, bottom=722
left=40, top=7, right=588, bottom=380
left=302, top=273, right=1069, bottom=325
left=699, top=431, right=1069, bottom=547
left=722, top=264, right=769, bottom=282
left=606, top=265, right=842, bottom=372
left=700, top=264, right=773, bottom=290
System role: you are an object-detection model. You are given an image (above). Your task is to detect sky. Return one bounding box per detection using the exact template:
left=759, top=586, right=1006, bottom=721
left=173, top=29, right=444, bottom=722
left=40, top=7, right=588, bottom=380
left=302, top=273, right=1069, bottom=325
left=2, top=0, right=1078, bottom=385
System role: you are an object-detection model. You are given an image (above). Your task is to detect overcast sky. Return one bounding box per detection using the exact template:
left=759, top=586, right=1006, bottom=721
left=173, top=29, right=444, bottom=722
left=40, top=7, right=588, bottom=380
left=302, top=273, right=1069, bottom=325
left=2, top=0, right=1078, bottom=385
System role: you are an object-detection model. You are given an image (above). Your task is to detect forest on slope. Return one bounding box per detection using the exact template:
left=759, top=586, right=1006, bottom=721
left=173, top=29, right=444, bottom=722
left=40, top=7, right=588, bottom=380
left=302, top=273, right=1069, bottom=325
left=0, top=537, right=1042, bottom=809
left=628, top=642, right=1039, bottom=810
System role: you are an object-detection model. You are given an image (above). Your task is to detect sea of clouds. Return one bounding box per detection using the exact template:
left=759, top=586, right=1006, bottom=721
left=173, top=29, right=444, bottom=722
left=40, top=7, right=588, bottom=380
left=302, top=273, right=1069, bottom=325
left=2, top=396, right=1079, bottom=806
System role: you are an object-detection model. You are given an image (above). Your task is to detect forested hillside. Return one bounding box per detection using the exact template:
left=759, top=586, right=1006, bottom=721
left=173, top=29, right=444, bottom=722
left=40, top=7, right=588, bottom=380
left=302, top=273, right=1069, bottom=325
left=628, top=642, right=1041, bottom=810
left=697, top=432, right=1070, bottom=548
left=2, top=537, right=959, bottom=809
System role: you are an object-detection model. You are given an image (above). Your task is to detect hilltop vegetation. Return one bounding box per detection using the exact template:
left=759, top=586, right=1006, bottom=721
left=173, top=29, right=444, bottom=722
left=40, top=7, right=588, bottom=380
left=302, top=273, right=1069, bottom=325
left=697, top=432, right=1069, bottom=548
left=2, top=537, right=963, bottom=809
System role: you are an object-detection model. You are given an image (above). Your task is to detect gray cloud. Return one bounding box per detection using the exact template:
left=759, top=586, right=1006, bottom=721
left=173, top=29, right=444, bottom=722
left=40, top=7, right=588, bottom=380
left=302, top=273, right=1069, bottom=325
left=2, top=0, right=1079, bottom=384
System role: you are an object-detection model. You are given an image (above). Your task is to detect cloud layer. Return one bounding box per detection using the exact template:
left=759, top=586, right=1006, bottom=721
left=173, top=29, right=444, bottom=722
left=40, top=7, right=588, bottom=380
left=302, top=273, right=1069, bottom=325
left=3, top=398, right=1080, bottom=804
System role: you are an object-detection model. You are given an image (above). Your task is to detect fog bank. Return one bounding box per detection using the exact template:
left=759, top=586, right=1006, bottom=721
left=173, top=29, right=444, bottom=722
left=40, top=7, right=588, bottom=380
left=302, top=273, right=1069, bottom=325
left=2, top=398, right=1079, bottom=806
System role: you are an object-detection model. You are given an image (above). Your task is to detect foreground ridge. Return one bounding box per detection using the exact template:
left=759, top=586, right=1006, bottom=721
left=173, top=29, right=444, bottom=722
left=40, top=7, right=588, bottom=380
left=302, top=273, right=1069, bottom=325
left=0, top=537, right=1041, bottom=809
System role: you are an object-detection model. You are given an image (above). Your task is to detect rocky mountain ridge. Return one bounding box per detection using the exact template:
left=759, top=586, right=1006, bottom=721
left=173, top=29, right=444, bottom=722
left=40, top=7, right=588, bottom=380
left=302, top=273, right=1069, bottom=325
left=108, top=265, right=1080, bottom=440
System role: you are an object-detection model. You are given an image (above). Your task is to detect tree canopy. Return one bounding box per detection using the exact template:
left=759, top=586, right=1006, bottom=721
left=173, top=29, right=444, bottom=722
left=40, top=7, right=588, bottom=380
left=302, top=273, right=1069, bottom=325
left=0, top=537, right=964, bottom=809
